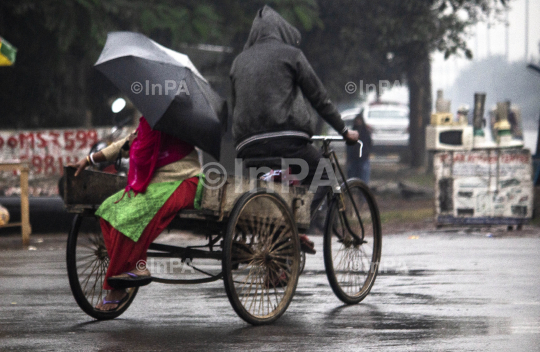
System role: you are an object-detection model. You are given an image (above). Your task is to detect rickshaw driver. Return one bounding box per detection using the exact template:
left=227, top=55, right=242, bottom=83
left=230, top=6, right=358, bottom=254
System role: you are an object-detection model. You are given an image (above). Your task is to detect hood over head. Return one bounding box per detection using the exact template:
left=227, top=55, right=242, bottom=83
left=243, top=5, right=301, bottom=50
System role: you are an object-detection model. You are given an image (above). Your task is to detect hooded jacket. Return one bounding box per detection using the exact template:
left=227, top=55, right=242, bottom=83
left=230, top=6, right=346, bottom=152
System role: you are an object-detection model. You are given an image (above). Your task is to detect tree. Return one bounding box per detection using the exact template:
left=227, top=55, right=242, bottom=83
left=0, top=0, right=507, bottom=171
left=302, top=0, right=507, bottom=167
left=385, top=0, right=507, bottom=167
left=0, top=0, right=229, bottom=128
left=0, top=0, right=321, bottom=129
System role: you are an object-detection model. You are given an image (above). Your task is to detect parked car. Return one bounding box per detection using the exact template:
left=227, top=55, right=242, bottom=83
left=340, top=102, right=409, bottom=159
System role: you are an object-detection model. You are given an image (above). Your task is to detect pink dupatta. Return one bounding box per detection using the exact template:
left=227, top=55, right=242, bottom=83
left=124, top=117, right=194, bottom=196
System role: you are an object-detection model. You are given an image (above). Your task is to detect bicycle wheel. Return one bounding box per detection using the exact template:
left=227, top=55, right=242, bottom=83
left=66, top=214, right=138, bottom=320
left=299, top=250, right=306, bottom=275
left=323, top=179, right=382, bottom=304
left=223, top=189, right=300, bottom=325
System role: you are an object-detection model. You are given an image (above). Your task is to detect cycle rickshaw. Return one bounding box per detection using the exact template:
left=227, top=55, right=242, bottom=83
left=63, top=136, right=382, bottom=325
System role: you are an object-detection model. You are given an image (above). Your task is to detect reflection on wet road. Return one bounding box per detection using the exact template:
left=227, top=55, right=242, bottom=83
left=1, top=231, right=539, bottom=351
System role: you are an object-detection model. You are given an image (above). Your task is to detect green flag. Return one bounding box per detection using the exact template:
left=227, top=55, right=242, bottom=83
left=0, top=36, right=17, bottom=66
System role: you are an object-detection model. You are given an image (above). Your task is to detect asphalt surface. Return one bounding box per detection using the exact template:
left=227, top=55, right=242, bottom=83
left=1, top=229, right=539, bottom=351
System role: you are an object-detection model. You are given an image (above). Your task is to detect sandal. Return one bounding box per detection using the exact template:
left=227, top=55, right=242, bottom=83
left=96, top=292, right=129, bottom=311
left=107, top=272, right=153, bottom=289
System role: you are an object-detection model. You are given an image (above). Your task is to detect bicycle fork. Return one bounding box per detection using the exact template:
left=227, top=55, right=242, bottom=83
left=327, top=149, right=366, bottom=246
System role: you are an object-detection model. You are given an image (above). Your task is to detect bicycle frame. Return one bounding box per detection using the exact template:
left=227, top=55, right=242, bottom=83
left=311, top=136, right=366, bottom=245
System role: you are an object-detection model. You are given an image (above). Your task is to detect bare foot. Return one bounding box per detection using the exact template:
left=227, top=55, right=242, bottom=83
left=95, top=289, right=127, bottom=311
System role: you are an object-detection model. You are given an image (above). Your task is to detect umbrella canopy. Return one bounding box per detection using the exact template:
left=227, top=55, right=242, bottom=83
left=95, top=31, right=226, bottom=160
left=0, top=36, right=17, bottom=66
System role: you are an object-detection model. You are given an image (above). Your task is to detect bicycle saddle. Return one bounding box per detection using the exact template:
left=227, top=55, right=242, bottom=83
left=242, top=157, right=284, bottom=170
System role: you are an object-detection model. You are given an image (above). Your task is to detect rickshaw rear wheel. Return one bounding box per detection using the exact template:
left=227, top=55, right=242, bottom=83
left=223, top=189, right=300, bottom=325
left=66, top=214, right=138, bottom=320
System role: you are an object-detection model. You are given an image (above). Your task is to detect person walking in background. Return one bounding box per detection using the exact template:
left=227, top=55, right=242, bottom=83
left=347, top=111, right=372, bottom=184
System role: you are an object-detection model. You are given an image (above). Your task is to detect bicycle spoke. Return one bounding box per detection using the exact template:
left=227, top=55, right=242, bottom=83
left=225, top=192, right=300, bottom=323
left=324, top=180, right=381, bottom=304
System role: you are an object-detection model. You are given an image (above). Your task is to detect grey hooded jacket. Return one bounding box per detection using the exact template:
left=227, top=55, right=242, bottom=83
left=230, top=5, right=346, bottom=152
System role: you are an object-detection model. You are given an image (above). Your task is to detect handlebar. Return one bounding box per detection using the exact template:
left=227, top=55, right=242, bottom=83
left=311, top=135, right=364, bottom=157
left=311, top=135, right=344, bottom=141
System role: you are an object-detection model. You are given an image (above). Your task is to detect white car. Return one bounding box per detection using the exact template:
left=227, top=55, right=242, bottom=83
left=341, top=102, right=409, bottom=153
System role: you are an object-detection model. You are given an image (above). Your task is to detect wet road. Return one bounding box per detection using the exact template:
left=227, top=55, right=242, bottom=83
left=1, top=230, right=539, bottom=351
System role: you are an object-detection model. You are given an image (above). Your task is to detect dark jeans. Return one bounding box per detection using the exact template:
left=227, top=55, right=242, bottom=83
left=238, top=138, right=329, bottom=216
left=347, top=159, right=371, bottom=184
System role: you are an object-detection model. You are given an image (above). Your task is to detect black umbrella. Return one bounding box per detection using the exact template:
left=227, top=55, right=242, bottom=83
left=95, top=31, right=226, bottom=160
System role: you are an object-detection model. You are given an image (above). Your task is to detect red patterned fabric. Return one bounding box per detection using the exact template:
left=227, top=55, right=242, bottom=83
left=101, top=176, right=198, bottom=290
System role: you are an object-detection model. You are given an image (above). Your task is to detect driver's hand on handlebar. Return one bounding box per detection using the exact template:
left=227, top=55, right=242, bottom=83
left=343, top=129, right=359, bottom=145
left=68, top=157, right=90, bottom=177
